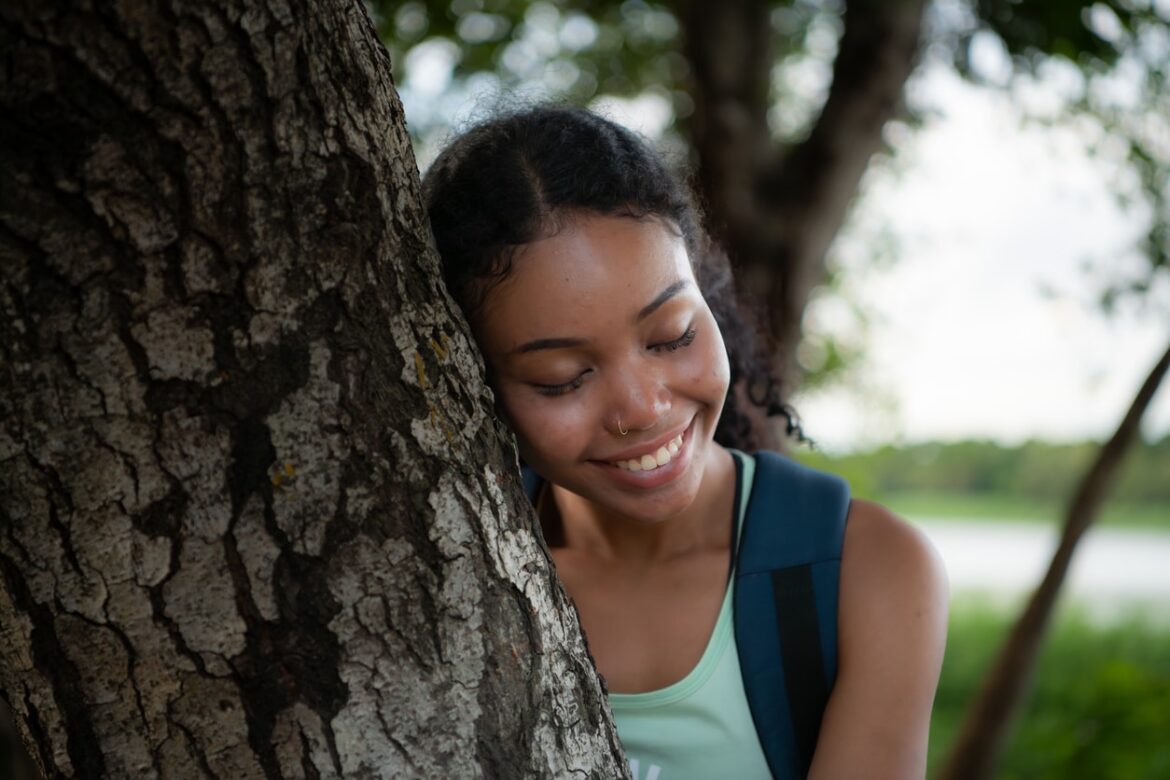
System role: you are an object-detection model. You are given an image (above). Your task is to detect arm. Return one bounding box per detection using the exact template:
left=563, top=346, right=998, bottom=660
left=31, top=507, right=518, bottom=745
left=808, top=499, right=949, bottom=779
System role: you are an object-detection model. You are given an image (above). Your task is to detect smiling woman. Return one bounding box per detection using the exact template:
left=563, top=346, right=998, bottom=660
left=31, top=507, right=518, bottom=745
left=421, top=106, right=948, bottom=779
left=478, top=214, right=731, bottom=525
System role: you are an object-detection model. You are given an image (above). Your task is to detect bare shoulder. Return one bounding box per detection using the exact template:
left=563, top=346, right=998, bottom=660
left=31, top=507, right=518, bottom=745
left=807, top=499, right=949, bottom=778
left=841, top=498, right=949, bottom=604
left=838, top=498, right=949, bottom=662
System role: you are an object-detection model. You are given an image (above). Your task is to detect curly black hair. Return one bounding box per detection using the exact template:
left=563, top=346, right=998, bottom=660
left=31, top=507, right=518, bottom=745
left=421, top=105, right=801, bottom=451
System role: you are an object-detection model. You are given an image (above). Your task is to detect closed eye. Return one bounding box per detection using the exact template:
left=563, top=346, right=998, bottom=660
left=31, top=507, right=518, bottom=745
left=652, top=326, right=697, bottom=353
left=533, top=370, right=591, bottom=396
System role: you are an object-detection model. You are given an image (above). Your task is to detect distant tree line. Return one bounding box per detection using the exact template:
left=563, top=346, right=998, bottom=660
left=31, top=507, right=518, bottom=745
left=801, top=436, right=1170, bottom=506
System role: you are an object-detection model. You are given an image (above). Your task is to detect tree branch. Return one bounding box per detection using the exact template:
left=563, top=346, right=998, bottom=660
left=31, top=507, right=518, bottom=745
left=682, top=0, right=927, bottom=389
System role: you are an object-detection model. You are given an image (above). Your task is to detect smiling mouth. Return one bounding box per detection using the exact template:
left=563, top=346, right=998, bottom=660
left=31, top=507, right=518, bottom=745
left=612, top=432, right=685, bottom=472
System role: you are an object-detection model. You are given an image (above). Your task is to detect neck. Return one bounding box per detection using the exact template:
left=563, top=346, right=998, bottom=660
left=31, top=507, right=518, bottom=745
left=547, top=446, right=736, bottom=565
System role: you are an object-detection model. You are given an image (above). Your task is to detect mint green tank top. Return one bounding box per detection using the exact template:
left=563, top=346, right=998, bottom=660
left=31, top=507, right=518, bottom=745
left=608, top=451, right=772, bottom=780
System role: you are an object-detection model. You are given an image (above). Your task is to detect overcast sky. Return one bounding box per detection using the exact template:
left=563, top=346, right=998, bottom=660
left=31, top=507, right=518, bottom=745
left=790, top=63, right=1170, bottom=452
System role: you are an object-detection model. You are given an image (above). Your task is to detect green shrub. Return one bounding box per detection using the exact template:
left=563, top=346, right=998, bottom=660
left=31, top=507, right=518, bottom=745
left=930, top=603, right=1170, bottom=779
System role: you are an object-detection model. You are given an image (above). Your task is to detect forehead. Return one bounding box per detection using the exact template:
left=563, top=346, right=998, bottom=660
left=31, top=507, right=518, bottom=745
left=477, top=214, right=694, bottom=345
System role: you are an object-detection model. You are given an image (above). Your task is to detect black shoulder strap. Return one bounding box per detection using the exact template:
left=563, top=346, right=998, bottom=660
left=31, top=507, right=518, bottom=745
left=734, top=451, right=850, bottom=778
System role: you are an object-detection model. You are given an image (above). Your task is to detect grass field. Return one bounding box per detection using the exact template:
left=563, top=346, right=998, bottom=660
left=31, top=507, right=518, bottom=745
left=930, top=602, right=1170, bottom=779
left=875, top=490, right=1168, bottom=529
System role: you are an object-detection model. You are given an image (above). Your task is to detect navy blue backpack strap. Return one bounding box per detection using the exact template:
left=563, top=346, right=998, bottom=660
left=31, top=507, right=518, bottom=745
left=734, top=451, right=850, bottom=779
left=520, top=465, right=542, bottom=503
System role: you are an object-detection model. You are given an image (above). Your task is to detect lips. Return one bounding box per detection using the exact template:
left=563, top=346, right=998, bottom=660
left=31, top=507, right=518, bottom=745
left=601, top=417, right=693, bottom=472
left=612, top=432, right=684, bottom=472
left=585, top=416, right=700, bottom=493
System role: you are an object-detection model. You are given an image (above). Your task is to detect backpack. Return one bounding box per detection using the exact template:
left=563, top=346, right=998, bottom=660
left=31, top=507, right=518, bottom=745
left=521, top=450, right=850, bottom=779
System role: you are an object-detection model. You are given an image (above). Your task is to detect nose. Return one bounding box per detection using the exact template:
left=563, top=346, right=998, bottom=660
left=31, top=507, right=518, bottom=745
left=607, top=358, right=671, bottom=436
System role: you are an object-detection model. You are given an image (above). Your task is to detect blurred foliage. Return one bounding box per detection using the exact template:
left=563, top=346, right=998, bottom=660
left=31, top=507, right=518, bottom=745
left=797, top=435, right=1170, bottom=517
left=370, top=0, right=840, bottom=152
left=374, top=0, right=678, bottom=104
left=958, top=0, right=1151, bottom=68
left=930, top=605, right=1170, bottom=779
left=950, top=0, right=1170, bottom=313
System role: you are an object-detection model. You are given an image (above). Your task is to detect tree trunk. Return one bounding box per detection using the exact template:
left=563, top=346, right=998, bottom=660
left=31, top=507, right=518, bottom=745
left=936, top=336, right=1170, bottom=780
left=0, top=1, right=627, bottom=777
left=681, top=0, right=927, bottom=397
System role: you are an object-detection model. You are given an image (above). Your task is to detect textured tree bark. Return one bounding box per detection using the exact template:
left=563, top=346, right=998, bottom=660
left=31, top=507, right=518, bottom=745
left=680, top=0, right=927, bottom=396
left=936, top=336, right=1170, bottom=780
left=0, top=0, right=627, bottom=777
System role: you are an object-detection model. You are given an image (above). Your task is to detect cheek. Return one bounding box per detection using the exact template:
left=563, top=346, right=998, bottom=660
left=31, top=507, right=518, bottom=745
left=684, top=326, right=731, bottom=402
left=703, top=353, right=731, bottom=412
left=707, top=339, right=731, bottom=393
left=496, top=386, right=594, bottom=459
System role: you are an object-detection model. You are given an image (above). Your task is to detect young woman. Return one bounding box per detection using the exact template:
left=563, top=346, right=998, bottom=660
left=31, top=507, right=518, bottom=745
left=422, top=107, right=948, bottom=779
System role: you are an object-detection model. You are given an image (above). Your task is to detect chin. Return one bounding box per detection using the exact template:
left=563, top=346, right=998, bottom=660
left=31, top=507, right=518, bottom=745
left=618, top=485, right=704, bottom=524
left=581, top=431, right=715, bottom=522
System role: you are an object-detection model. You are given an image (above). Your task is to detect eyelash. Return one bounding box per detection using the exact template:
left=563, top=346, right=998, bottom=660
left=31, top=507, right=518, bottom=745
left=534, top=374, right=588, bottom=397
left=533, top=327, right=698, bottom=396
left=652, top=326, right=697, bottom=353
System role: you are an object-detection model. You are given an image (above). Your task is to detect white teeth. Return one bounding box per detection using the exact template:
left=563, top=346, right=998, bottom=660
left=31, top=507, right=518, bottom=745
left=614, top=433, right=686, bottom=472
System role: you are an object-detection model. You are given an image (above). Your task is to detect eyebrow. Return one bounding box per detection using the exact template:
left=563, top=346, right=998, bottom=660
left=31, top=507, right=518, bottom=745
left=637, top=279, right=691, bottom=322
left=512, top=279, right=692, bottom=355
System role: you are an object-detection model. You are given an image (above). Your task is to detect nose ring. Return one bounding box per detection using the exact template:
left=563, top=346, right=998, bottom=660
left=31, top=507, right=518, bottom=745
left=617, top=418, right=629, bottom=436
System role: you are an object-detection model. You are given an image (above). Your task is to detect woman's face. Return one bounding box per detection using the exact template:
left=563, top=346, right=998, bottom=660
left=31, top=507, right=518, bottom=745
left=473, top=212, right=731, bottom=523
